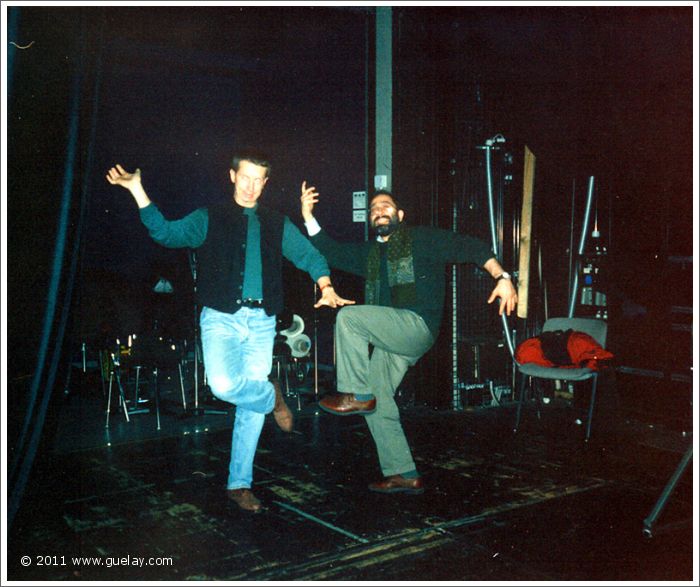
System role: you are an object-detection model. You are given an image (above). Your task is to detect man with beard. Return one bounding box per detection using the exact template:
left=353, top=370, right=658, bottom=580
left=300, top=184, right=517, bottom=494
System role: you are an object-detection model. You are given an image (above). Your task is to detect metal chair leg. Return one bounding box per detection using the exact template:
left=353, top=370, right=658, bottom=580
left=534, top=379, right=543, bottom=421
left=105, top=366, right=131, bottom=428
left=514, top=374, right=528, bottom=432
left=584, top=374, right=598, bottom=442
left=105, top=372, right=113, bottom=429
left=295, top=364, right=301, bottom=411
left=178, top=362, right=187, bottom=411
left=153, top=367, right=161, bottom=431
left=113, top=368, right=131, bottom=423
left=133, top=365, right=141, bottom=404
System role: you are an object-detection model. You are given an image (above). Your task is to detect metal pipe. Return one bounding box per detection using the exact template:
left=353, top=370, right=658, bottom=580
left=578, top=176, right=596, bottom=256
left=482, top=136, right=516, bottom=359
left=568, top=176, right=595, bottom=317
left=452, top=202, right=460, bottom=410
left=538, top=244, right=549, bottom=322
left=643, top=445, right=692, bottom=537
left=567, top=178, right=576, bottom=304
left=484, top=144, right=499, bottom=256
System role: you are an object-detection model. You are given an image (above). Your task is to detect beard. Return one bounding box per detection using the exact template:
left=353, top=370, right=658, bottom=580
left=372, top=214, right=401, bottom=237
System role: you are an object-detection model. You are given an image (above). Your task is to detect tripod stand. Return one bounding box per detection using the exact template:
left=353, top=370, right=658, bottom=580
left=184, top=250, right=227, bottom=417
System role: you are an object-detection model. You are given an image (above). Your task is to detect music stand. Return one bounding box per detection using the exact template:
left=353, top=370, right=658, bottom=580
left=184, top=250, right=227, bottom=417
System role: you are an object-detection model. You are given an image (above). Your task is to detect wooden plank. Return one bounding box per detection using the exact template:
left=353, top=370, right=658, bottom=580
left=517, top=146, right=536, bottom=319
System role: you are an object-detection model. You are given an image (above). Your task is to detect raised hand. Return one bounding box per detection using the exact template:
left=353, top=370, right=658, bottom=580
left=300, top=180, right=319, bottom=222
left=106, top=164, right=141, bottom=189
left=105, top=164, right=151, bottom=208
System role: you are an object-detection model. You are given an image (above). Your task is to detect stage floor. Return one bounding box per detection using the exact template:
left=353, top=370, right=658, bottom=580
left=7, top=372, right=695, bottom=582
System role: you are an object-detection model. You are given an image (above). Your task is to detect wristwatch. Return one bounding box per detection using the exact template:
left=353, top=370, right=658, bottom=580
left=495, top=271, right=511, bottom=281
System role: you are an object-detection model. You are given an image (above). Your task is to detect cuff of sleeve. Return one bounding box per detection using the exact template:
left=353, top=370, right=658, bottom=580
left=305, top=217, right=322, bottom=236
left=138, top=202, right=158, bottom=221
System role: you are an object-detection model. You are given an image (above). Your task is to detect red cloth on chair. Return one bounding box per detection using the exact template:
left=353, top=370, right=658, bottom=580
left=515, top=331, right=613, bottom=370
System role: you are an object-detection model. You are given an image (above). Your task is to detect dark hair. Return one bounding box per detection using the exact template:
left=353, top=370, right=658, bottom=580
left=231, top=149, right=272, bottom=178
left=370, top=190, right=402, bottom=211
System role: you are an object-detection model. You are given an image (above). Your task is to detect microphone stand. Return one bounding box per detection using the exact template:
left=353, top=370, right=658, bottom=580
left=185, top=250, right=227, bottom=417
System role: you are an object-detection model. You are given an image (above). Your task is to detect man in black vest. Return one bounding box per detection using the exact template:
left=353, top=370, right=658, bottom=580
left=106, top=151, right=354, bottom=512
left=300, top=185, right=517, bottom=495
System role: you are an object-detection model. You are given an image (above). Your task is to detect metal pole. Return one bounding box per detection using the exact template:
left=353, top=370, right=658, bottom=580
left=538, top=244, right=549, bottom=322
left=482, top=136, right=516, bottom=359
left=643, top=445, right=692, bottom=537
left=568, top=176, right=595, bottom=318
left=190, top=250, right=200, bottom=409
left=364, top=12, right=370, bottom=243
left=313, top=283, right=319, bottom=400
left=452, top=203, right=460, bottom=410
left=567, top=178, right=576, bottom=304
left=375, top=6, right=392, bottom=191
left=484, top=144, right=499, bottom=255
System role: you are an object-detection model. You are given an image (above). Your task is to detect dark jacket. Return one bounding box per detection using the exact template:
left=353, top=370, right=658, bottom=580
left=197, top=201, right=285, bottom=316
left=310, top=225, right=494, bottom=337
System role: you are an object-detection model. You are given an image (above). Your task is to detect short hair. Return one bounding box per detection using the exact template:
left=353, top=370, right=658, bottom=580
left=231, top=149, right=272, bottom=178
left=370, top=190, right=402, bottom=211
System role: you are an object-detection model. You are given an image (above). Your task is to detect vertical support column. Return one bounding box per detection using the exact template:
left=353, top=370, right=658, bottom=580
left=364, top=13, right=370, bottom=242
left=375, top=6, right=392, bottom=191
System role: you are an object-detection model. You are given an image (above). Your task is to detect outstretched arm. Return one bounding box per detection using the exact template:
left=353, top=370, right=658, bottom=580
left=105, top=164, right=207, bottom=248
left=281, top=218, right=356, bottom=308
left=483, top=257, right=518, bottom=316
left=106, top=164, right=151, bottom=208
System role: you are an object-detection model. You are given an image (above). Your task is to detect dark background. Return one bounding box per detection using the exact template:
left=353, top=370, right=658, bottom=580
left=5, top=6, right=695, bottom=410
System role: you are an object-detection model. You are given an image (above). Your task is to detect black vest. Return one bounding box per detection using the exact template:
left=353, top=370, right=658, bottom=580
left=196, top=201, right=285, bottom=316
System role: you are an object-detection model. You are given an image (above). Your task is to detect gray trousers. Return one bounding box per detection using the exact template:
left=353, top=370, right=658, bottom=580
left=334, top=305, right=434, bottom=476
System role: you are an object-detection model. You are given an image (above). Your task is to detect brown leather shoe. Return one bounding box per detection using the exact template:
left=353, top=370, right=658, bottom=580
left=368, top=474, right=425, bottom=495
left=272, top=380, right=293, bottom=432
left=319, top=392, right=376, bottom=416
left=227, top=488, right=262, bottom=512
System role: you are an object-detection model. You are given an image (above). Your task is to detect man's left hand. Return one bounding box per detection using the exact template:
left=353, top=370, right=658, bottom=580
left=487, top=279, right=518, bottom=316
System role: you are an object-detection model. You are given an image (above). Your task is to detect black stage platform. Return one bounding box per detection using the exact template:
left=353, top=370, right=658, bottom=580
left=7, top=370, right=695, bottom=582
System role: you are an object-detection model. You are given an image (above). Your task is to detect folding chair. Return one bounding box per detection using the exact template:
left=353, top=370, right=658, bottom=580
left=104, top=335, right=187, bottom=430
left=514, top=316, right=608, bottom=441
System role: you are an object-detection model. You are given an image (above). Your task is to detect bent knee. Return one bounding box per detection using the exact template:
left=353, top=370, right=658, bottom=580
left=336, top=305, right=362, bottom=327
left=208, top=374, right=239, bottom=397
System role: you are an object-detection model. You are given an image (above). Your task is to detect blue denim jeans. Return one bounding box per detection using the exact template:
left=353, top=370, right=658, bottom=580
left=200, top=306, right=276, bottom=490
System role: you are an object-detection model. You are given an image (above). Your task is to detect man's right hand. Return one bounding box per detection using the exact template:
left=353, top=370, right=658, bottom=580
left=300, top=180, right=319, bottom=222
left=106, top=164, right=141, bottom=189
